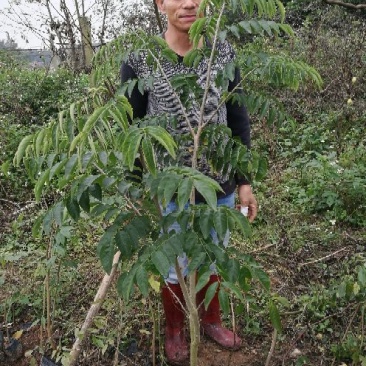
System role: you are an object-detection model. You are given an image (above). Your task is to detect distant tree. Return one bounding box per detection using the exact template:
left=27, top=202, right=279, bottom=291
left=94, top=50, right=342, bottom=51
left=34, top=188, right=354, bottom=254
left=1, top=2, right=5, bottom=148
left=0, top=0, right=160, bottom=71
left=0, top=32, right=18, bottom=50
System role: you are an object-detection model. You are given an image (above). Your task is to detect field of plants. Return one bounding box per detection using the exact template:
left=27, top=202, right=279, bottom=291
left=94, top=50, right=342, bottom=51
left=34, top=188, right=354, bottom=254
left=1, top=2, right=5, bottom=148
left=1, top=2, right=365, bottom=366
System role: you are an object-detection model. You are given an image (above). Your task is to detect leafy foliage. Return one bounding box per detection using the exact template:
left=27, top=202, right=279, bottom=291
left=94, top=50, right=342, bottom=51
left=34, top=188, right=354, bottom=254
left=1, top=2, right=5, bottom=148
left=0, top=52, right=88, bottom=126
left=10, top=0, right=327, bottom=351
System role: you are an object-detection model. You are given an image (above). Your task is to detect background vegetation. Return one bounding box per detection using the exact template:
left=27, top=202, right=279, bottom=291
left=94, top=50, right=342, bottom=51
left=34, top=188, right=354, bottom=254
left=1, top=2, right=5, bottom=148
left=1, top=1, right=365, bottom=365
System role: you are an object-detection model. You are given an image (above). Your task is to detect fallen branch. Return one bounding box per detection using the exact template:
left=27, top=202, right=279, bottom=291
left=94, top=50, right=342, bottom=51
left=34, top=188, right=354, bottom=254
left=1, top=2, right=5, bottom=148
left=0, top=198, right=21, bottom=208
left=323, top=0, right=366, bottom=9
left=68, top=251, right=121, bottom=366
left=249, top=243, right=276, bottom=254
left=265, top=329, right=278, bottom=366
left=298, top=247, right=348, bottom=268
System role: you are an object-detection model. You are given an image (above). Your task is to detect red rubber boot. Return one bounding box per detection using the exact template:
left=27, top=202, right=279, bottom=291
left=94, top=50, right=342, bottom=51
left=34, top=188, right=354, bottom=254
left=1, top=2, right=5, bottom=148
left=162, top=284, right=189, bottom=364
left=197, top=275, right=242, bottom=349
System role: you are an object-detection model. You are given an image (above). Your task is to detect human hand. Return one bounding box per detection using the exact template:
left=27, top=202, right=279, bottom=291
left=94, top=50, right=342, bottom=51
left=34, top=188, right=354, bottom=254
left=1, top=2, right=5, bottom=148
left=237, top=184, right=258, bottom=223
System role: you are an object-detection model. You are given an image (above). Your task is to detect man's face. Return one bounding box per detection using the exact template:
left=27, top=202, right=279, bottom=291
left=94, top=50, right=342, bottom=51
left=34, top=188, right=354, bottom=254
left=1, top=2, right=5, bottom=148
left=156, top=0, right=202, bottom=33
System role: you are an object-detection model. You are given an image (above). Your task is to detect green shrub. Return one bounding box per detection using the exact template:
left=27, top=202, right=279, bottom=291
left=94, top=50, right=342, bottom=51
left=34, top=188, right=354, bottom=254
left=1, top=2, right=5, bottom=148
left=285, top=144, right=366, bottom=226
left=0, top=50, right=88, bottom=200
left=0, top=50, right=88, bottom=126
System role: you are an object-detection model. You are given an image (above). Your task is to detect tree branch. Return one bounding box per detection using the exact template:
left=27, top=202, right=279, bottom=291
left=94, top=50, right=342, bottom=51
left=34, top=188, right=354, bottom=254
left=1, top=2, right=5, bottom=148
left=323, top=0, right=366, bottom=9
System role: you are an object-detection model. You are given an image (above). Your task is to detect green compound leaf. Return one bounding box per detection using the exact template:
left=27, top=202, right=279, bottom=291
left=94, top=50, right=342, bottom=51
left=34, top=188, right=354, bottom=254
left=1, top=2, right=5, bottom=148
left=269, top=300, right=282, bottom=333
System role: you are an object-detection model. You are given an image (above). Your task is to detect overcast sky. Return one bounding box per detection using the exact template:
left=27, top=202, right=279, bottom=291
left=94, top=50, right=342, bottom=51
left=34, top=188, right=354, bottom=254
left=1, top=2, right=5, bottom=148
left=0, top=0, right=144, bottom=50
left=0, top=0, right=100, bottom=49
left=0, top=0, right=48, bottom=48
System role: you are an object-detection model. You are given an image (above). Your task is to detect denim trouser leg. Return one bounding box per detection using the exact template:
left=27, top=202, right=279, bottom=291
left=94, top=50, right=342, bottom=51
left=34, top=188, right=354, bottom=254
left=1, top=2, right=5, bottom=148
left=162, top=193, right=235, bottom=284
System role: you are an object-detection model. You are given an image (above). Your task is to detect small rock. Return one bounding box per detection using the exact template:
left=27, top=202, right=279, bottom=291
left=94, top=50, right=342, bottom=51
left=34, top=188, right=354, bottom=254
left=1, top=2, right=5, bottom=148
left=4, top=339, right=23, bottom=362
left=289, top=348, right=302, bottom=358
left=40, top=355, right=59, bottom=366
left=0, top=350, right=6, bottom=362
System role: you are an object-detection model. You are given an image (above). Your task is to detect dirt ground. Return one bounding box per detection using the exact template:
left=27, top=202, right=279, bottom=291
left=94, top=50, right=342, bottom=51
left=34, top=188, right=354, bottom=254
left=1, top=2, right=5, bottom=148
left=2, top=334, right=263, bottom=366
left=1, top=319, right=303, bottom=366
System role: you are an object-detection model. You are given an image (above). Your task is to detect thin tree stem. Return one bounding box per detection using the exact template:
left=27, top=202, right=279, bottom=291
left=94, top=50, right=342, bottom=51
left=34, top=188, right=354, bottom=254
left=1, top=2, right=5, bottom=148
left=265, top=329, right=278, bottom=366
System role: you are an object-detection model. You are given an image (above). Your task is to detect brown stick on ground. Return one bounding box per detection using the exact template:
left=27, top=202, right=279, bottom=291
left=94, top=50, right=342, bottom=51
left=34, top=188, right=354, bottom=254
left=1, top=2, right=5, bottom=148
left=69, top=251, right=121, bottom=366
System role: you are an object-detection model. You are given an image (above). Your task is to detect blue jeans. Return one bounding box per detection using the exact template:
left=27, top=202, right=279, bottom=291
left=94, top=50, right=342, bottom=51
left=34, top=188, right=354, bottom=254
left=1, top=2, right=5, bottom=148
left=161, top=192, right=235, bottom=284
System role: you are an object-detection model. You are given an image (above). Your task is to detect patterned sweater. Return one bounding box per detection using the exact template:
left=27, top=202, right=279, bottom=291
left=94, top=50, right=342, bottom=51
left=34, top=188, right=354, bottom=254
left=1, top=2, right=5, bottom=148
left=120, top=39, right=251, bottom=198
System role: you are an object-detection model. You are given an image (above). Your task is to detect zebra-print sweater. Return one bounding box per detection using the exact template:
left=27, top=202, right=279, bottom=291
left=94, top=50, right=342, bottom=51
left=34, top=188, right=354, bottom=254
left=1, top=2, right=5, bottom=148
left=120, top=40, right=251, bottom=199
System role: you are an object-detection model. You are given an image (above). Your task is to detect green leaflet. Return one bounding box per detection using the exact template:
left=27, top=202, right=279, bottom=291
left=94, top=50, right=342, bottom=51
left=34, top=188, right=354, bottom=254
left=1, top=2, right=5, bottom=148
left=78, top=189, right=90, bottom=213
left=116, top=230, right=133, bottom=260
left=221, top=280, right=245, bottom=303
left=108, top=105, right=128, bottom=132
left=196, top=271, right=211, bottom=293
left=198, top=207, right=213, bottom=239
left=207, top=241, right=229, bottom=265
left=275, top=0, right=285, bottom=22
left=253, top=267, right=271, bottom=291
left=187, top=252, right=207, bottom=274
left=145, top=125, right=177, bottom=159
left=69, top=106, right=106, bottom=153
left=177, top=178, right=193, bottom=211
left=114, top=215, right=150, bottom=259
left=14, top=134, right=34, bottom=166
left=64, top=154, right=78, bottom=179
left=135, top=266, right=149, bottom=297
left=358, top=267, right=366, bottom=286
left=141, top=136, right=157, bottom=176
left=34, top=168, right=50, bottom=202
left=122, top=127, right=143, bottom=171
left=193, top=177, right=219, bottom=209
left=76, top=175, right=100, bottom=200
left=97, top=228, right=117, bottom=274
left=256, top=157, right=268, bottom=181
left=226, top=258, right=240, bottom=283
left=189, top=17, right=207, bottom=47
left=204, top=282, right=218, bottom=310
left=229, top=209, right=251, bottom=239
left=269, top=300, right=282, bottom=333
left=162, top=175, right=180, bottom=207
left=218, top=288, right=230, bottom=316
left=65, top=195, right=80, bottom=221
left=35, top=129, right=46, bottom=157
left=117, top=267, right=137, bottom=301
left=213, top=208, right=228, bottom=242
left=151, top=250, right=171, bottom=277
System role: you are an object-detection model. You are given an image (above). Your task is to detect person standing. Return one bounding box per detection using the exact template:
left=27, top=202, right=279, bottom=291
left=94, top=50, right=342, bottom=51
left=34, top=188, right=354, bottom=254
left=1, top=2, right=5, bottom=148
left=121, top=0, right=257, bottom=363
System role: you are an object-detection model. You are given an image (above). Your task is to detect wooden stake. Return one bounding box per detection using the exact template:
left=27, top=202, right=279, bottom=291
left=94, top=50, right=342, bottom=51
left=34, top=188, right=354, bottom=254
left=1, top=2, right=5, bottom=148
left=68, top=251, right=121, bottom=366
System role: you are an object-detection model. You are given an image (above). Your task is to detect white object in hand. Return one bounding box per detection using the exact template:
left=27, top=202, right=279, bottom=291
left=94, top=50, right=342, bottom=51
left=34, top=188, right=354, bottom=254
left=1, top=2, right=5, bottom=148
left=240, top=206, right=249, bottom=217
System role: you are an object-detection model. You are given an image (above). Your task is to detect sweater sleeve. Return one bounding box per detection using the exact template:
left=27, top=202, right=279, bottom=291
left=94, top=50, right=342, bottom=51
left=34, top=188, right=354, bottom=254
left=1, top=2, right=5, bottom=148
left=120, top=61, right=148, bottom=119
left=226, top=66, right=251, bottom=185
